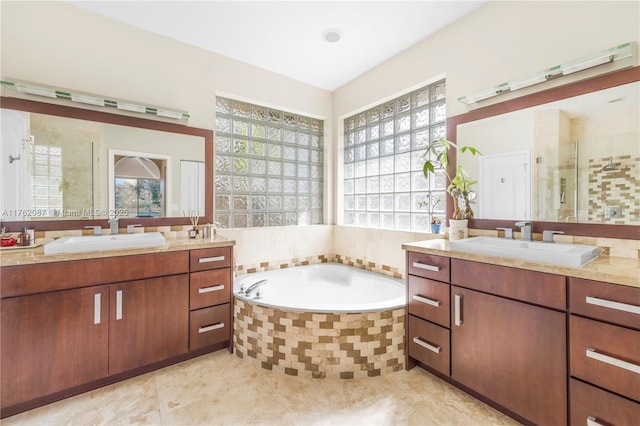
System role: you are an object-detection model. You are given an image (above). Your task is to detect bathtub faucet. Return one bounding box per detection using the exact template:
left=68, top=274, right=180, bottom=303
left=241, top=279, right=268, bottom=299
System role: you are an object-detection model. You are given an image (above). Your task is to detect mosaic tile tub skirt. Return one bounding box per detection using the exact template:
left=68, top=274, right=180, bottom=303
left=234, top=298, right=406, bottom=379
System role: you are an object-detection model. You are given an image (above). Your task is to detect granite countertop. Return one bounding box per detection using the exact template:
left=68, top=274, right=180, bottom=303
left=0, top=234, right=236, bottom=267
left=403, top=239, right=639, bottom=289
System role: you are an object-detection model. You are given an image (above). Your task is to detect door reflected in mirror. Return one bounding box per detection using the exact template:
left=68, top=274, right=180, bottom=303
left=457, top=81, right=639, bottom=225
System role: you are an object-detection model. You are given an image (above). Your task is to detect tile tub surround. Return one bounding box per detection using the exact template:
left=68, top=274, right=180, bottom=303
left=234, top=298, right=406, bottom=379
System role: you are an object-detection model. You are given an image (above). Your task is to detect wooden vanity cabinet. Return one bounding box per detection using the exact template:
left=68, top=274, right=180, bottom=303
left=450, top=259, right=567, bottom=426
left=568, top=278, right=640, bottom=425
left=1, top=285, right=109, bottom=409
left=109, top=274, right=189, bottom=375
left=0, top=250, right=191, bottom=416
left=406, top=252, right=451, bottom=376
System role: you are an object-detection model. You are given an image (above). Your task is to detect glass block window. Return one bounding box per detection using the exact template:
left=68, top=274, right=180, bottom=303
left=28, top=143, right=63, bottom=216
left=215, top=97, right=323, bottom=228
left=343, top=79, right=447, bottom=231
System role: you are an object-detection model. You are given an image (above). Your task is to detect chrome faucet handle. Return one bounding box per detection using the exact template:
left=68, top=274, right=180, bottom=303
left=126, top=224, right=142, bottom=234
left=85, top=225, right=102, bottom=236
left=496, top=227, right=513, bottom=239
left=514, top=221, right=533, bottom=241
left=542, top=230, right=564, bottom=243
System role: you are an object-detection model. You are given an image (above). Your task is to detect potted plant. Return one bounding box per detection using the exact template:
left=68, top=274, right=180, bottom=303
left=421, top=138, right=482, bottom=235
left=418, top=194, right=442, bottom=234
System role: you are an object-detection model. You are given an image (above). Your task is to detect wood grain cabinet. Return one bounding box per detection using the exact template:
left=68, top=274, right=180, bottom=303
left=568, top=278, right=640, bottom=425
left=450, top=259, right=567, bottom=426
left=1, top=285, right=109, bottom=408
left=406, top=252, right=451, bottom=376
left=0, top=246, right=233, bottom=418
left=188, top=247, right=233, bottom=351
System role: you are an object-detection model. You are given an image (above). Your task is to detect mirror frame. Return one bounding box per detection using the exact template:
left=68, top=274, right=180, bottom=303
left=0, top=96, right=213, bottom=231
left=446, top=66, right=640, bottom=239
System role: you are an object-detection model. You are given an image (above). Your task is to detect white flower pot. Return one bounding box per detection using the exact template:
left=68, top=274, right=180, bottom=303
left=448, top=219, right=468, bottom=240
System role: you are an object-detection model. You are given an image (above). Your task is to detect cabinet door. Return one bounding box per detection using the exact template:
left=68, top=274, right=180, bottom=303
left=1, top=286, right=109, bottom=408
left=451, top=286, right=567, bottom=425
left=109, top=275, right=188, bottom=375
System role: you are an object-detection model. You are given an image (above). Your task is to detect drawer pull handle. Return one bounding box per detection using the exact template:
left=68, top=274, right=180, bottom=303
left=94, top=293, right=101, bottom=325
left=412, top=294, right=441, bottom=307
left=586, top=296, right=640, bottom=315
left=587, top=416, right=604, bottom=426
left=199, top=322, right=224, bottom=333
left=412, top=262, right=439, bottom=272
left=198, top=284, right=225, bottom=294
left=454, top=294, right=462, bottom=326
left=586, top=348, right=640, bottom=374
left=412, top=337, right=441, bottom=354
left=199, top=255, right=225, bottom=263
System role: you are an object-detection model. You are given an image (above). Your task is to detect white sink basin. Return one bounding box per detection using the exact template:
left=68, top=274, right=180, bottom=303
left=449, top=236, right=599, bottom=267
left=44, top=232, right=165, bottom=255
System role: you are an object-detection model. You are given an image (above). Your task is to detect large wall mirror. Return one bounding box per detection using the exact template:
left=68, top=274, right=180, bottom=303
left=447, top=67, right=639, bottom=239
left=0, top=96, right=213, bottom=231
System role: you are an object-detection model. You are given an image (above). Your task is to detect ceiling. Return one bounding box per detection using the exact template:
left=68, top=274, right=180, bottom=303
left=69, top=1, right=486, bottom=91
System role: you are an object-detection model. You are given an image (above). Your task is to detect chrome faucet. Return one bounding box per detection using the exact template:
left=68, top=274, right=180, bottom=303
left=127, top=224, right=142, bottom=234
left=515, top=221, right=532, bottom=241
left=240, top=279, right=268, bottom=299
left=496, top=227, right=514, bottom=239
left=542, top=230, right=564, bottom=243
left=85, top=225, right=102, bottom=236
left=109, top=218, right=119, bottom=234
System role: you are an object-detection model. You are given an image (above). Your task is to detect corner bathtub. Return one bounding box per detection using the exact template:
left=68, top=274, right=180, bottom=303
left=233, top=263, right=406, bottom=379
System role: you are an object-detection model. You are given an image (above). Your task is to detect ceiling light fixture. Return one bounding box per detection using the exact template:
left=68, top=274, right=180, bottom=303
left=322, top=28, right=342, bottom=43
left=1, top=80, right=190, bottom=120
left=459, top=42, right=636, bottom=105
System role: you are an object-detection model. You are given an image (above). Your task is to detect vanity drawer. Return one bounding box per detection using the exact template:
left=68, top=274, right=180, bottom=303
left=570, top=315, right=640, bottom=401
left=570, top=378, right=640, bottom=426
left=189, top=247, right=231, bottom=272
left=189, top=268, right=231, bottom=310
left=569, top=278, right=640, bottom=330
left=407, top=252, right=450, bottom=282
left=408, top=275, right=450, bottom=327
left=408, top=315, right=450, bottom=376
left=189, top=304, right=231, bottom=351
left=451, top=259, right=566, bottom=310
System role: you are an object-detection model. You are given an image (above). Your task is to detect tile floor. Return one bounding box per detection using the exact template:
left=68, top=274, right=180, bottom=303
left=4, top=350, right=521, bottom=425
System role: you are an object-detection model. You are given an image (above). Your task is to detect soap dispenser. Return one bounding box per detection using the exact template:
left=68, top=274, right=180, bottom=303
left=17, top=227, right=31, bottom=247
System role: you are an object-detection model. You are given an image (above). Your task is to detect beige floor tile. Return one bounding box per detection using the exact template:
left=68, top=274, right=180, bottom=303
left=3, top=350, right=521, bottom=426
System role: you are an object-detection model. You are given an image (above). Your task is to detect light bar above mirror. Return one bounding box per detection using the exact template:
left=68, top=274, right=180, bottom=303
left=1, top=79, right=190, bottom=121
left=459, top=42, right=636, bottom=105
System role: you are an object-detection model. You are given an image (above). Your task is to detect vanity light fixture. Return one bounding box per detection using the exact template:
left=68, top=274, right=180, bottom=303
left=70, top=93, right=106, bottom=107
left=155, top=109, right=185, bottom=120
left=116, top=101, right=147, bottom=113
left=15, top=83, right=57, bottom=98
left=459, top=42, right=636, bottom=105
left=0, top=80, right=190, bottom=120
